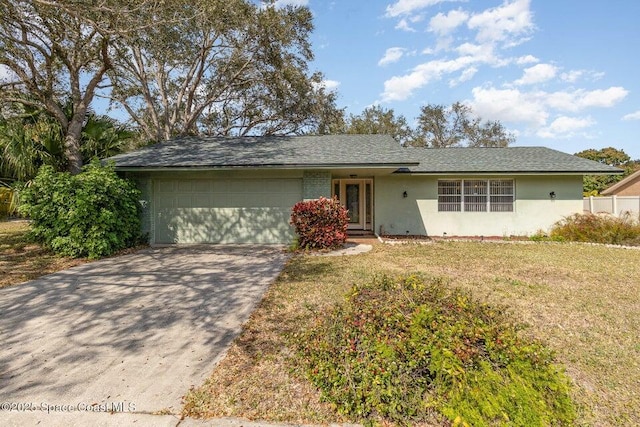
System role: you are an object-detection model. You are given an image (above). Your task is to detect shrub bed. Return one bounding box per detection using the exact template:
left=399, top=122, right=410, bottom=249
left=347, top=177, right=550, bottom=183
left=19, top=160, right=142, bottom=259
left=290, top=196, right=348, bottom=250
left=548, top=213, right=640, bottom=246
left=298, top=275, right=575, bottom=426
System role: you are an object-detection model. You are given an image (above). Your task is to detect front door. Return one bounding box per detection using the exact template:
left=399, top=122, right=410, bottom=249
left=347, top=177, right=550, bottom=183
left=345, top=182, right=362, bottom=229
left=333, top=179, right=373, bottom=230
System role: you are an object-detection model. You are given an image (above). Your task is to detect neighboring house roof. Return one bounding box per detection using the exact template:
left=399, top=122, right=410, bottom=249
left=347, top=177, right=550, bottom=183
left=107, top=135, right=621, bottom=175
left=601, top=169, right=640, bottom=195
left=107, top=134, right=417, bottom=169
left=405, top=147, right=622, bottom=174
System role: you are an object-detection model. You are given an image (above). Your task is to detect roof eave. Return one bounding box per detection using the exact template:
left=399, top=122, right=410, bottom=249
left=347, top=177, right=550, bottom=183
left=397, top=170, right=624, bottom=175
left=601, top=169, right=640, bottom=194
left=115, top=162, right=419, bottom=172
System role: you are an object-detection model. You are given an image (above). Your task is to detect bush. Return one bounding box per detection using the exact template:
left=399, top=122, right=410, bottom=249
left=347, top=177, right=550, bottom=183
left=549, top=213, right=640, bottom=246
left=290, top=196, right=348, bottom=250
left=19, top=160, right=142, bottom=259
left=298, top=275, right=575, bottom=426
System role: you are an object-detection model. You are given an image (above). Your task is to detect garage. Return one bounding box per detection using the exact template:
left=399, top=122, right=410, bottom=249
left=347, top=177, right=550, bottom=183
left=153, top=177, right=303, bottom=244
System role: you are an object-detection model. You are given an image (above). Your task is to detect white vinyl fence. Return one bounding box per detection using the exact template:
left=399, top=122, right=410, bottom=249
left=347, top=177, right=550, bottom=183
left=583, top=196, right=640, bottom=217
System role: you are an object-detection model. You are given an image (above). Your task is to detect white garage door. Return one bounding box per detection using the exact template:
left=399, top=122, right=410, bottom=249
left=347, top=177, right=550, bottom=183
left=153, top=178, right=302, bottom=244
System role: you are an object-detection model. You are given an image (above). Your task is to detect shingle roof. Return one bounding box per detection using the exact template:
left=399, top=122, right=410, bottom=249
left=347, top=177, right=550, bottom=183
left=107, top=135, right=621, bottom=175
left=107, top=134, right=416, bottom=168
left=407, top=147, right=622, bottom=174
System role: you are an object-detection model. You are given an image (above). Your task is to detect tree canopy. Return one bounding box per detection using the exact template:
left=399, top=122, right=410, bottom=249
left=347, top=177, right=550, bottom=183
left=575, top=147, right=640, bottom=195
left=108, top=0, right=341, bottom=140
left=574, top=147, right=630, bottom=166
left=412, top=102, right=515, bottom=148
left=0, top=0, right=121, bottom=173
left=342, top=103, right=514, bottom=148
left=344, top=106, right=414, bottom=145
left=1, top=0, right=341, bottom=174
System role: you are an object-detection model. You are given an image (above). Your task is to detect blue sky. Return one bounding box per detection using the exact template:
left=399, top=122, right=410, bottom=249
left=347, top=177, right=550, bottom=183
left=282, top=0, right=640, bottom=158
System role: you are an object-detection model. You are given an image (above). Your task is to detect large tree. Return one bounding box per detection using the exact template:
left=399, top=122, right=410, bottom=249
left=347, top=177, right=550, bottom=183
left=412, top=102, right=515, bottom=148
left=1, top=0, right=338, bottom=175
left=575, top=147, right=638, bottom=194
left=0, top=0, right=125, bottom=173
left=108, top=0, right=340, bottom=140
left=345, top=105, right=414, bottom=145
left=574, top=147, right=630, bottom=166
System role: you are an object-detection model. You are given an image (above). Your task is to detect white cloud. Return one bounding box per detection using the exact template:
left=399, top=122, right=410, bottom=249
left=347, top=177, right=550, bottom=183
left=449, top=67, right=478, bottom=87
left=468, top=85, right=628, bottom=138
left=382, top=0, right=539, bottom=101
left=516, top=54, right=539, bottom=65
left=381, top=73, right=426, bottom=102
left=378, top=47, right=407, bottom=66
left=271, top=0, right=308, bottom=7
left=381, top=56, right=477, bottom=101
left=395, top=18, right=416, bottom=32
left=455, top=42, right=501, bottom=64
left=546, top=87, right=628, bottom=111
left=537, top=116, right=595, bottom=138
left=560, top=69, right=605, bottom=83
left=622, top=111, right=640, bottom=121
left=385, top=0, right=450, bottom=17
left=467, top=0, right=534, bottom=46
left=396, top=13, right=425, bottom=31
left=560, top=70, right=583, bottom=83
left=429, top=9, right=469, bottom=36
left=470, top=86, right=549, bottom=126
left=323, top=79, right=341, bottom=90
left=312, top=79, right=341, bottom=91
left=514, top=63, right=558, bottom=85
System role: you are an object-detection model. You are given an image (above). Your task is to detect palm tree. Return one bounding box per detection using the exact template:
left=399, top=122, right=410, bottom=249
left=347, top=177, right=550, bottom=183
left=0, top=107, right=66, bottom=182
left=81, top=113, right=137, bottom=162
left=1, top=102, right=139, bottom=182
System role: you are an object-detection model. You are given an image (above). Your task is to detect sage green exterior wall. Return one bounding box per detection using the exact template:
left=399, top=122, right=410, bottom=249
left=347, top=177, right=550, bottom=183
left=141, top=170, right=304, bottom=244
left=374, top=175, right=584, bottom=236
left=128, top=167, right=586, bottom=243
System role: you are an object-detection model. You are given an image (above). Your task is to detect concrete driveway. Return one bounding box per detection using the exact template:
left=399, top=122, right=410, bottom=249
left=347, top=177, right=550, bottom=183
left=0, top=245, right=290, bottom=426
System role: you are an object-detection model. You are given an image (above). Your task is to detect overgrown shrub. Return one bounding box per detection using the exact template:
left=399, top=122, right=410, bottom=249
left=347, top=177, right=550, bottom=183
left=19, top=160, right=142, bottom=259
left=298, top=275, right=575, bottom=426
left=290, top=196, right=348, bottom=250
left=549, top=213, right=640, bottom=246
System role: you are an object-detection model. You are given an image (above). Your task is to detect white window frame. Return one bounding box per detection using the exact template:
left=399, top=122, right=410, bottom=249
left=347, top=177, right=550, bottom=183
left=438, top=179, right=514, bottom=212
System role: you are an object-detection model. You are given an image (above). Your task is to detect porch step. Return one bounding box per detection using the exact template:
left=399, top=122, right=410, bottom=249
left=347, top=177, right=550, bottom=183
left=347, top=230, right=375, bottom=236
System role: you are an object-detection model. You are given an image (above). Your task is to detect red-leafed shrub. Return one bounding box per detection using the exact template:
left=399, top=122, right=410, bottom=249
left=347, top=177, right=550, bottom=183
left=290, top=197, right=349, bottom=250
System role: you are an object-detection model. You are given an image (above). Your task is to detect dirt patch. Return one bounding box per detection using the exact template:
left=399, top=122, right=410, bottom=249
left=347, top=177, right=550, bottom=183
left=0, top=221, right=147, bottom=289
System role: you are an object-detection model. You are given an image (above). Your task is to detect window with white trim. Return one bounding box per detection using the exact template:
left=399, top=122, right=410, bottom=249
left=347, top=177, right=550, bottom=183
left=438, top=179, right=514, bottom=212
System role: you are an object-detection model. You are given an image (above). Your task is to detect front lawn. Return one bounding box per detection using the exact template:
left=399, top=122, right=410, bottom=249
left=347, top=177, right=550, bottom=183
left=0, top=221, right=86, bottom=288
left=183, top=241, right=640, bottom=426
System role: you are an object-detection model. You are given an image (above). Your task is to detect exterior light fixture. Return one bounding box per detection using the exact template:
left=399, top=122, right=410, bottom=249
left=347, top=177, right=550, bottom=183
left=549, top=191, right=556, bottom=199
left=403, top=191, right=408, bottom=198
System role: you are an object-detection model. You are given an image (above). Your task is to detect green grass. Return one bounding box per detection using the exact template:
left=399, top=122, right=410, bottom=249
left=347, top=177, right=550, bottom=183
left=183, top=241, right=640, bottom=426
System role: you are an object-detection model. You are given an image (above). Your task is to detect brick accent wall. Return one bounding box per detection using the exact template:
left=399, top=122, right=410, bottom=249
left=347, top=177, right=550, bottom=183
left=127, top=174, right=152, bottom=242
left=303, top=170, right=331, bottom=200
